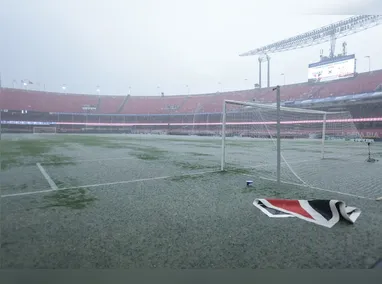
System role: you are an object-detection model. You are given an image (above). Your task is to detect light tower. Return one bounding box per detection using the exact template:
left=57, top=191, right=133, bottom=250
left=239, top=15, right=382, bottom=88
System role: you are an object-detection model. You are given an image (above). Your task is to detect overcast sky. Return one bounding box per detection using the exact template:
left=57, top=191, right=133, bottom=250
left=1, top=0, right=381, bottom=96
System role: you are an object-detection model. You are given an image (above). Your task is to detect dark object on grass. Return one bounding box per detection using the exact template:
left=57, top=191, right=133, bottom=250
left=371, top=259, right=382, bottom=269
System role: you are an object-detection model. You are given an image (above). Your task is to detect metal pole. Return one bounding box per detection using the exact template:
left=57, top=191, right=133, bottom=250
left=276, top=86, right=281, bottom=187
left=0, top=82, right=2, bottom=140
left=365, top=56, right=370, bottom=72
left=258, top=57, right=262, bottom=89
left=0, top=109, right=2, bottom=141
left=321, top=113, right=327, bottom=159
left=267, top=55, right=271, bottom=88
left=220, top=101, right=227, bottom=171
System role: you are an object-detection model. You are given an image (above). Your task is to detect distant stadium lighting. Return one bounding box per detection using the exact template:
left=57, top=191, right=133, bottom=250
left=365, top=56, right=371, bottom=72
left=186, top=85, right=190, bottom=95
left=240, top=15, right=382, bottom=89
left=62, top=85, right=66, bottom=91
left=96, top=86, right=100, bottom=94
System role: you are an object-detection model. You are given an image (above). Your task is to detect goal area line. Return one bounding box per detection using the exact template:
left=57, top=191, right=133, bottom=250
left=0, top=169, right=221, bottom=198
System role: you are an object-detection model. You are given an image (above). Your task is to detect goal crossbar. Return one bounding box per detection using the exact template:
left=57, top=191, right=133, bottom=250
left=224, top=100, right=345, bottom=115
left=33, top=126, right=57, bottom=134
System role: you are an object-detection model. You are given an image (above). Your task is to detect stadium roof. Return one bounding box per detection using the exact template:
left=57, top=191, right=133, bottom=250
left=240, top=15, right=382, bottom=57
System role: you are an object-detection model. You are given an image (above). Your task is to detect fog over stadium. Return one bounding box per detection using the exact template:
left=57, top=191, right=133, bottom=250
left=2, top=0, right=382, bottom=270
left=1, top=0, right=382, bottom=96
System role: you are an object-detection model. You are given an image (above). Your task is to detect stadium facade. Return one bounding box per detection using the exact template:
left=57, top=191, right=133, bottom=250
left=1, top=69, right=382, bottom=140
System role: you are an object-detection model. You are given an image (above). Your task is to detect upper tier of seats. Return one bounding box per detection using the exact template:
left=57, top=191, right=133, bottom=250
left=1, top=70, right=382, bottom=114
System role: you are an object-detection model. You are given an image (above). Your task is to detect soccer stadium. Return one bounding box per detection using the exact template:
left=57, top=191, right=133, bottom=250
left=1, top=15, right=382, bottom=269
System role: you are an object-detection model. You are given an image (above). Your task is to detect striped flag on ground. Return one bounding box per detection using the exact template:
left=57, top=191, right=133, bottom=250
left=253, top=199, right=361, bottom=228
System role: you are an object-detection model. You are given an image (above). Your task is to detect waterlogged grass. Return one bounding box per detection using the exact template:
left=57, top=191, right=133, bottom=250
left=173, top=161, right=217, bottom=170
left=240, top=179, right=318, bottom=200
left=129, top=147, right=168, bottom=160
left=40, top=177, right=98, bottom=210
left=170, top=174, right=208, bottom=182
left=155, top=137, right=220, bottom=144
left=56, top=135, right=122, bottom=148
left=131, top=152, right=161, bottom=160
left=219, top=167, right=254, bottom=175
left=0, top=139, right=75, bottom=170
left=41, top=188, right=98, bottom=210
left=186, top=152, right=213, bottom=157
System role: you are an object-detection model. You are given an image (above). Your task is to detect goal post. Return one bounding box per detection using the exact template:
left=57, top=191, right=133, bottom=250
left=33, top=126, right=57, bottom=134
left=220, top=98, right=363, bottom=187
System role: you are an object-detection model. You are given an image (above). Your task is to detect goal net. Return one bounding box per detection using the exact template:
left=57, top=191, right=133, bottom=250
left=33, top=126, right=57, bottom=134
left=221, top=99, right=371, bottom=193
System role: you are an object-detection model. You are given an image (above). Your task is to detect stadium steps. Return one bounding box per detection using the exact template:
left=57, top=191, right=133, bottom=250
left=117, top=94, right=131, bottom=113
left=177, top=96, right=190, bottom=112
left=96, top=95, right=102, bottom=111
left=310, top=85, right=326, bottom=98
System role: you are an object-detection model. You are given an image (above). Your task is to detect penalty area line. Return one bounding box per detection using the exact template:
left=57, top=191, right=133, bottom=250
left=242, top=174, right=376, bottom=201
left=36, top=163, right=58, bottom=191
left=0, top=169, right=220, bottom=198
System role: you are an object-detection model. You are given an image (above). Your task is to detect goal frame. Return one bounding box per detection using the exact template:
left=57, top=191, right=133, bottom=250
left=33, top=126, right=57, bottom=134
left=220, top=98, right=347, bottom=186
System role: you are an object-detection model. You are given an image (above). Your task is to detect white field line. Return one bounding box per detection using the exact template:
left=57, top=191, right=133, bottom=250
left=0, top=169, right=220, bottom=198
left=242, top=174, right=376, bottom=201
left=41, top=156, right=138, bottom=165
left=0, top=159, right=311, bottom=192
left=36, top=163, right=58, bottom=191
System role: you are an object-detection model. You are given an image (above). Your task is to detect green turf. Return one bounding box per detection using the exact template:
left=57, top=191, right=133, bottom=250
left=0, top=139, right=74, bottom=170
left=40, top=188, right=98, bottom=210
left=173, top=161, right=217, bottom=170
left=186, top=152, right=213, bottom=156
left=129, top=147, right=168, bottom=160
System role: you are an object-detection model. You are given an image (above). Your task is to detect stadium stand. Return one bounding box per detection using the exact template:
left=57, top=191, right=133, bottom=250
left=0, top=88, right=99, bottom=113
left=1, top=70, right=382, bottom=137
left=96, top=95, right=125, bottom=114
left=2, top=70, right=382, bottom=115
left=121, top=96, right=187, bottom=114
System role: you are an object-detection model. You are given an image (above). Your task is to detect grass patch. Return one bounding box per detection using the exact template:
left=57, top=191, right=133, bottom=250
left=58, top=135, right=121, bottom=148
left=40, top=177, right=97, bottom=210
left=218, top=167, right=254, bottom=175
left=0, top=139, right=74, bottom=170
left=322, top=157, right=348, bottom=161
left=131, top=153, right=161, bottom=160
left=41, top=188, right=98, bottom=210
left=170, top=174, right=207, bottom=182
left=195, top=144, right=221, bottom=148
left=42, top=155, right=76, bottom=165
left=129, top=147, right=168, bottom=160
left=186, top=152, right=213, bottom=157
left=282, top=147, right=333, bottom=154
left=173, top=161, right=217, bottom=170
left=158, top=137, right=220, bottom=144
left=239, top=178, right=313, bottom=200
left=0, top=158, right=19, bottom=170
left=0, top=183, right=29, bottom=192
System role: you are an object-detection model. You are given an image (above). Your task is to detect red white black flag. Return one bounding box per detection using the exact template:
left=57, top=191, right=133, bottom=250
left=253, top=199, right=361, bottom=228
